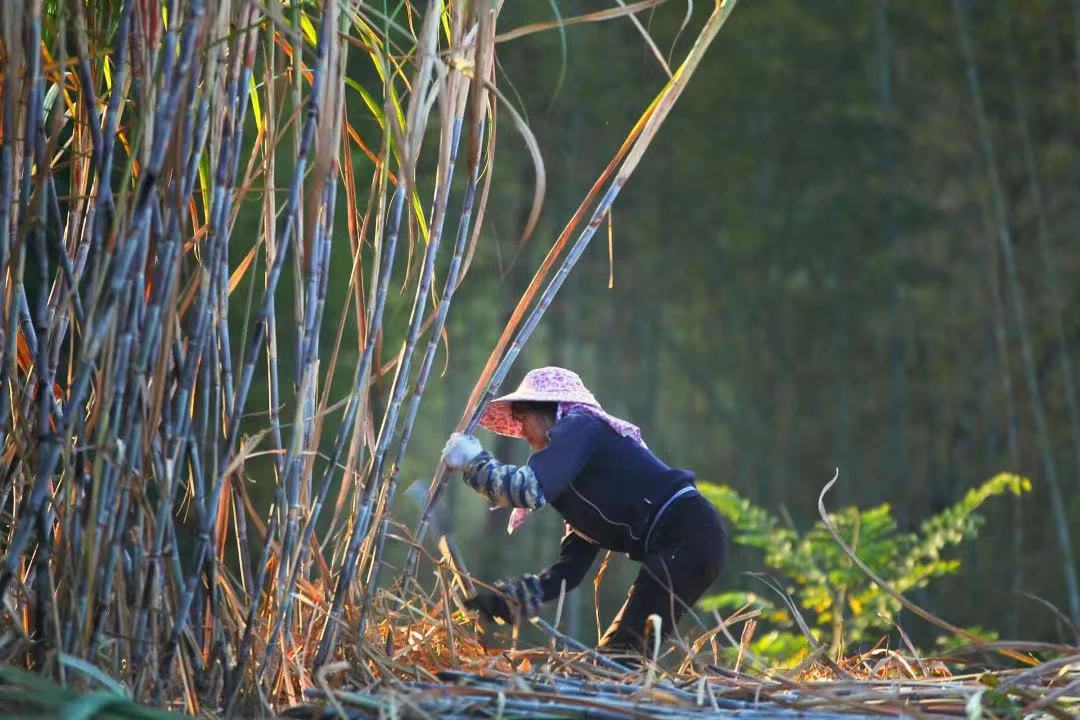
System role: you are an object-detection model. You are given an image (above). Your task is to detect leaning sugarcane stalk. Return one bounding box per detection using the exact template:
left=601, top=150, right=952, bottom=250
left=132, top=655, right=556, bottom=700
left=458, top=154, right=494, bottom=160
left=402, top=0, right=740, bottom=585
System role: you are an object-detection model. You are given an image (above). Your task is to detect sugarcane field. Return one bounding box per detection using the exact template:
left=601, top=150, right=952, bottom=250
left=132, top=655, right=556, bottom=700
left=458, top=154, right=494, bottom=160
left=1, top=0, right=1079, bottom=717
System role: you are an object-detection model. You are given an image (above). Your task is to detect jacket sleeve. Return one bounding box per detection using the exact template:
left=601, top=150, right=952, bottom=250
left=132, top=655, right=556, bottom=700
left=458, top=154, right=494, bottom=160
left=461, top=413, right=598, bottom=509
left=494, top=525, right=600, bottom=618
left=537, top=525, right=601, bottom=602
left=462, top=451, right=546, bottom=509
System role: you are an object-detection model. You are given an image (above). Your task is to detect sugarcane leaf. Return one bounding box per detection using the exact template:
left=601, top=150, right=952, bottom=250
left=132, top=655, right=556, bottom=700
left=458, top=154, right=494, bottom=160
left=59, top=652, right=131, bottom=697
left=299, top=12, right=318, bottom=46
left=494, top=0, right=667, bottom=43
left=248, top=73, right=263, bottom=135
left=60, top=691, right=128, bottom=720
left=229, top=242, right=259, bottom=295
left=0, top=665, right=78, bottom=700
left=345, top=77, right=384, bottom=127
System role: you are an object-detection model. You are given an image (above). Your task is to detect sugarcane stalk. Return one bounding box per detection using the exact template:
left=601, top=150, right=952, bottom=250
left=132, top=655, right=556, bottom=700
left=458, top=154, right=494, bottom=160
left=0, top=0, right=18, bottom=453
left=86, top=466, right=133, bottom=656
left=44, top=178, right=84, bottom=330
left=359, top=109, right=480, bottom=636
left=85, top=0, right=134, bottom=286
left=193, top=15, right=260, bottom=661
left=131, top=289, right=213, bottom=671
left=309, top=186, right=406, bottom=668
left=158, top=2, right=333, bottom=690
left=29, top=12, right=53, bottom=658
left=0, top=0, right=207, bottom=601
left=125, top=218, right=206, bottom=664
left=278, top=179, right=333, bottom=597
left=222, top=505, right=281, bottom=716
left=260, top=184, right=341, bottom=667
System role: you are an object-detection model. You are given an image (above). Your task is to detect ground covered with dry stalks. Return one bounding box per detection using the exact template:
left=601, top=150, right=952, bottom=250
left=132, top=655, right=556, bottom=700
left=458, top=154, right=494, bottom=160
left=281, top=563, right=1080, bottom=720
left=274, top=530, right=1080, bottom=720
left=0, top=0, right=1077, bottom=717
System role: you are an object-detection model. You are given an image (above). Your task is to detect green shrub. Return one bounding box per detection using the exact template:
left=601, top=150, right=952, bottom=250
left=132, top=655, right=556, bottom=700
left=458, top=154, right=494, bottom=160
left=700, top=473, right=1030, bottom=665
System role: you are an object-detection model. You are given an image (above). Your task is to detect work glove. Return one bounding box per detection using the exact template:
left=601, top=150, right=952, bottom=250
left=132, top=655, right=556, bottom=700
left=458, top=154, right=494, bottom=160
left=441, top=432, right=483, bottom=470
left=465, top=575, right=543, bottom=624
left=464, top=590, right=514, bottom=624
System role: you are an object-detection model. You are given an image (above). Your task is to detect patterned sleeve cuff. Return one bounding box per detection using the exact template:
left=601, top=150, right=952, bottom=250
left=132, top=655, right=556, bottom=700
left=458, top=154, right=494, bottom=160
left=496, top=574, right=544, bottom=619
left=462, top=451, right=546, bottom=510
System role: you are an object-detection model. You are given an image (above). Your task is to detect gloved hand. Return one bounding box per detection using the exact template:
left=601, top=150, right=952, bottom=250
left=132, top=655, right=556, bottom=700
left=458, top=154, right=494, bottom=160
left=465, top=575, right=543, bottom=624
left=464, top=590, right=514, bottom=624
left=441, top=433, right=482, bottom=470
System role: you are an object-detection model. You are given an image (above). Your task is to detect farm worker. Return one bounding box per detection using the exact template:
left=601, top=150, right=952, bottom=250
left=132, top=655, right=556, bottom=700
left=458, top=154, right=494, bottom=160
left=440, top=366, right=727, bottom=656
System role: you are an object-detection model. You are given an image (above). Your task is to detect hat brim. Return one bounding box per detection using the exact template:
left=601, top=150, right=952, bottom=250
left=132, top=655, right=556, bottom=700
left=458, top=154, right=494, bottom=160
left=478, top=388, right=586, bottom=438
left=478, top=400, right=523, bottom=438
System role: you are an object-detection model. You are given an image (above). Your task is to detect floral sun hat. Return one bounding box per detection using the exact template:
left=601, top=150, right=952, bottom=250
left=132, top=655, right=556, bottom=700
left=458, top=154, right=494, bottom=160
left=478, top=367, right=646, bottom=533
left=479, top=366, right=642, bottom=442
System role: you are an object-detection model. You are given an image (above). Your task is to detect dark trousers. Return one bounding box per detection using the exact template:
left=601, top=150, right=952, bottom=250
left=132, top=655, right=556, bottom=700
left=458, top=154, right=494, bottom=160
left=597, top=492, right=727, bottom=655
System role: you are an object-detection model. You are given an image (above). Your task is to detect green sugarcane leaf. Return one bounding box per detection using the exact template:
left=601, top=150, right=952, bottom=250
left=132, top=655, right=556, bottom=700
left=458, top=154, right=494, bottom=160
left=0, top=686, right=67, bottom=710
left=249, top=74, right=263, bottom=135
left=59, top=653, right=131, bottom=697
left=0, top=665, right=79, bottom=700
left=60, top=691, right=128, bottom=720
left=299, top=12, right=318, bottom=46
left=344, top=77, right=384, bottom=127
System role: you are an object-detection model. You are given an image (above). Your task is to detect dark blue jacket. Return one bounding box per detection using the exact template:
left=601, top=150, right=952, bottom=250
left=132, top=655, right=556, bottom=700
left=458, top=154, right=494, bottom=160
left=528, top=412, right=695, bottom=561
